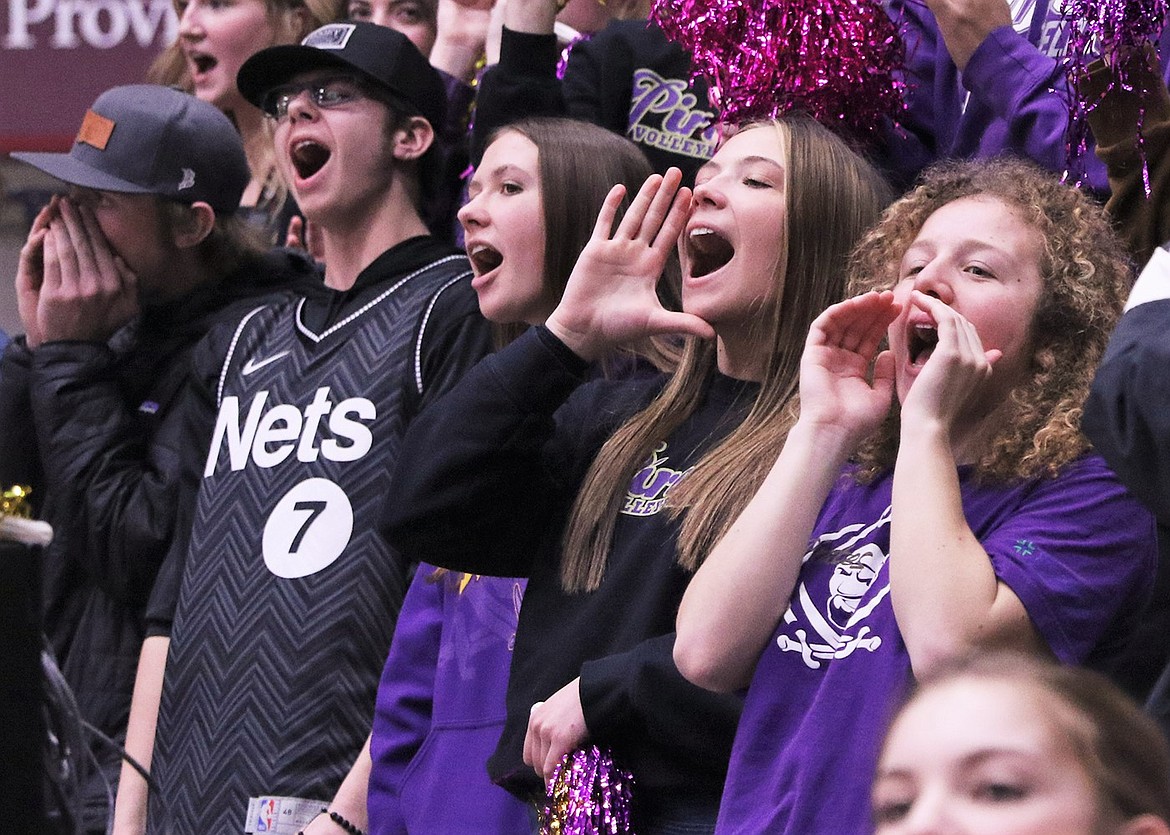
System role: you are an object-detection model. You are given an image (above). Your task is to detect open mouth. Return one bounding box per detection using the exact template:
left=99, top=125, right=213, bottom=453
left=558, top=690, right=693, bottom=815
left=908, top=323, right=938, bottom=366
left=687, top=227, right=734, bottom=278
left=290, top=140, right=331, bottom=180
left=191, top=54, right=216, bottom=75
left=468, top=243, right=503, bottom=275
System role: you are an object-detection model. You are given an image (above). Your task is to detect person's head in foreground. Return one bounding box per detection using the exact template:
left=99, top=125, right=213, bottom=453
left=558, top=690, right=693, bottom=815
left=874, top=652, right=1170, bottom=835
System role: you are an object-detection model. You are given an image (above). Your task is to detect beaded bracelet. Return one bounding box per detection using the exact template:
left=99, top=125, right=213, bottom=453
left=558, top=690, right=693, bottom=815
left=328, top=810, right=366, bottom=835
left=295, top=810, right=366, bottom=835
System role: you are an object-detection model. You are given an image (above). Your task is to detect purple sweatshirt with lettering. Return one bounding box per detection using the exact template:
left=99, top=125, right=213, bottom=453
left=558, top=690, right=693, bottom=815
left=472, top=20, right=717, bottom=184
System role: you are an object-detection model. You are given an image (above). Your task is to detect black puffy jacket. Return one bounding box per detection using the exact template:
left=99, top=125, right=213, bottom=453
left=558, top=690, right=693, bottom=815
left=0, top=248, right=319, bottom=829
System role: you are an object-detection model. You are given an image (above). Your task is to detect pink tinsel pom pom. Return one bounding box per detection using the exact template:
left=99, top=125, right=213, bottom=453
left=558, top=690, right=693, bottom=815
left=540, top=745, right=636, bottom=835
left=651, top=0, right=905, bottom=143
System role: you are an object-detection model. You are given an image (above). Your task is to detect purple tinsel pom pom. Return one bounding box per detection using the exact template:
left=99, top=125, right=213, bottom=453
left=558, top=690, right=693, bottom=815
left=540, top=746, right=636, bottom=835
left=1063, top=0, right=1168, bottom=190
left=1063, top=0, right=1167, bottom=64
left=651, top=0, right=906, bottom=143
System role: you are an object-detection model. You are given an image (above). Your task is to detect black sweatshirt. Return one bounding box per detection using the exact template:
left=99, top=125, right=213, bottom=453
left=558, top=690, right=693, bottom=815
left=1083, top=296, right=1170, bottom=705
left=383, top=326, right=746, bottom=805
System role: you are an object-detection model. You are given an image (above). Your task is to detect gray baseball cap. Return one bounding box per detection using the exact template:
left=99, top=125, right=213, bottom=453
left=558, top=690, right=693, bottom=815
left=11, top=84, right=249, bottom=214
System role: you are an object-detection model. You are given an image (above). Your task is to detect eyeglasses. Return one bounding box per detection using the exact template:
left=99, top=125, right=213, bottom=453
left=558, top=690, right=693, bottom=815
left=261, top=76, right=368, bottom=121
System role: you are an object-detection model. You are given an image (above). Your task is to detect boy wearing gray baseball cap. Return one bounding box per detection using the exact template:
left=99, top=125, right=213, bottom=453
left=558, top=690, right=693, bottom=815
left=117, top=23, right=492, bottom=835
left=1, top=83, right=317, bottom=834
left=12, top=83, right=251, bottom=215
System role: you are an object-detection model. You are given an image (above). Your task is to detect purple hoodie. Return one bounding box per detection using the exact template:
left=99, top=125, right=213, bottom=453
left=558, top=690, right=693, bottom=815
left=368, top=565, right=532, bottom=834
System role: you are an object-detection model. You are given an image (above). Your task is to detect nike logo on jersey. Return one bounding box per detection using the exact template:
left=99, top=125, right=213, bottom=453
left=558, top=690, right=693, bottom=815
left=241, top=351, right=291, bottom=376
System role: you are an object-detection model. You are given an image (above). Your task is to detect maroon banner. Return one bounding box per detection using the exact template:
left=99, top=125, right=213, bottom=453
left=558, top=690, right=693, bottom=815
left=2, top=0, right=176, bottom=153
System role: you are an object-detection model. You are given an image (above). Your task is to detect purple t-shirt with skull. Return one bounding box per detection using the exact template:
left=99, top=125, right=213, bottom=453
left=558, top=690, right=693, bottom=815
left=715, top=454, right=1156, bottom=834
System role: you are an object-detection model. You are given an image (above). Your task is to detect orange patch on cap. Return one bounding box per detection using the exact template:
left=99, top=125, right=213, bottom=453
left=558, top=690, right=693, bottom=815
left=76, top=111, right=115, bottom=151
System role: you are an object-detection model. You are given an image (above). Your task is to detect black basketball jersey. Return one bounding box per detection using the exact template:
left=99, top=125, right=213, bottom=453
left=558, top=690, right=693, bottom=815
left=149, top=255, right=472, bottom=834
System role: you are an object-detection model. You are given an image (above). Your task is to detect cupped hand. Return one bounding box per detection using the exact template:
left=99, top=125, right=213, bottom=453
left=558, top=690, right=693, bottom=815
left=798, top=290, right=901, bottom=445
left=16, top=199, right=56, bottom=348
left=523, top=677, right=588, bottom=785
left=38, top=197, right=138, bottom=345
left=544, top=167, right=714, bottom=363
left=898, top=290, right=1001, bottom=431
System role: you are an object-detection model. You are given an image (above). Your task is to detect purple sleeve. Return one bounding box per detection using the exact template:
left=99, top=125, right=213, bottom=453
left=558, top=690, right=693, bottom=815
left=879, top=0, right=1108, bottom=191
left=983, top=456, right=1158, bottom=663
left=437, top=69, right=474, bottom=144
left=368, top=564, right=446, bottom=835
left=961, top=26, right=1083, bottom=175
left=427, top=69, right=475, bottom=241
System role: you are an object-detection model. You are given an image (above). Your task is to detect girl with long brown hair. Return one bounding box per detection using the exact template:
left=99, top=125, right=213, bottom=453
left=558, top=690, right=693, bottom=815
left=366, top=117, right=669, bottom=834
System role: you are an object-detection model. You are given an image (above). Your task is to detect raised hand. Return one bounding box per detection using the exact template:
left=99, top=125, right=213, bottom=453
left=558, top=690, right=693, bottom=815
left=924, top=0, right=1013, bottom=70
left=285, top=214, right=325, bottom=264
left=798, top=290, right=901, bottom=446
left=37, top=196, right=138, bottom=346
left=544, top=167, right=715, bottom=363
left=897, top=290, right=1001, bottom=432
left=501, top=0, right=557, bottom=36
left=432, top=0, right=497, bottom=81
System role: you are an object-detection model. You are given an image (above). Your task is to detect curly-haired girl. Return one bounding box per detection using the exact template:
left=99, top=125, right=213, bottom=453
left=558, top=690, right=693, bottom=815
left=675, top=157, right=1158, bottom=834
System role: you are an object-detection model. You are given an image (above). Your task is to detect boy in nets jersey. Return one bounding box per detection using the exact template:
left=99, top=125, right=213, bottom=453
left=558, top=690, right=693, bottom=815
left=113, top=22, right=492, bottom=835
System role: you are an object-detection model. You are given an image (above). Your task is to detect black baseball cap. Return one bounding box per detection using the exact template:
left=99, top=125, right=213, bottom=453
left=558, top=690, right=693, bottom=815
left=11, top=84, right=249, bottom=214
left=237, top=22, right=447, bottom=131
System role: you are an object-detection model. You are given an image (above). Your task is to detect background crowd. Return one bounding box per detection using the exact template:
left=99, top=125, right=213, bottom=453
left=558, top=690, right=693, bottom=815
left=7, top=0, right=1170, bottom=832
